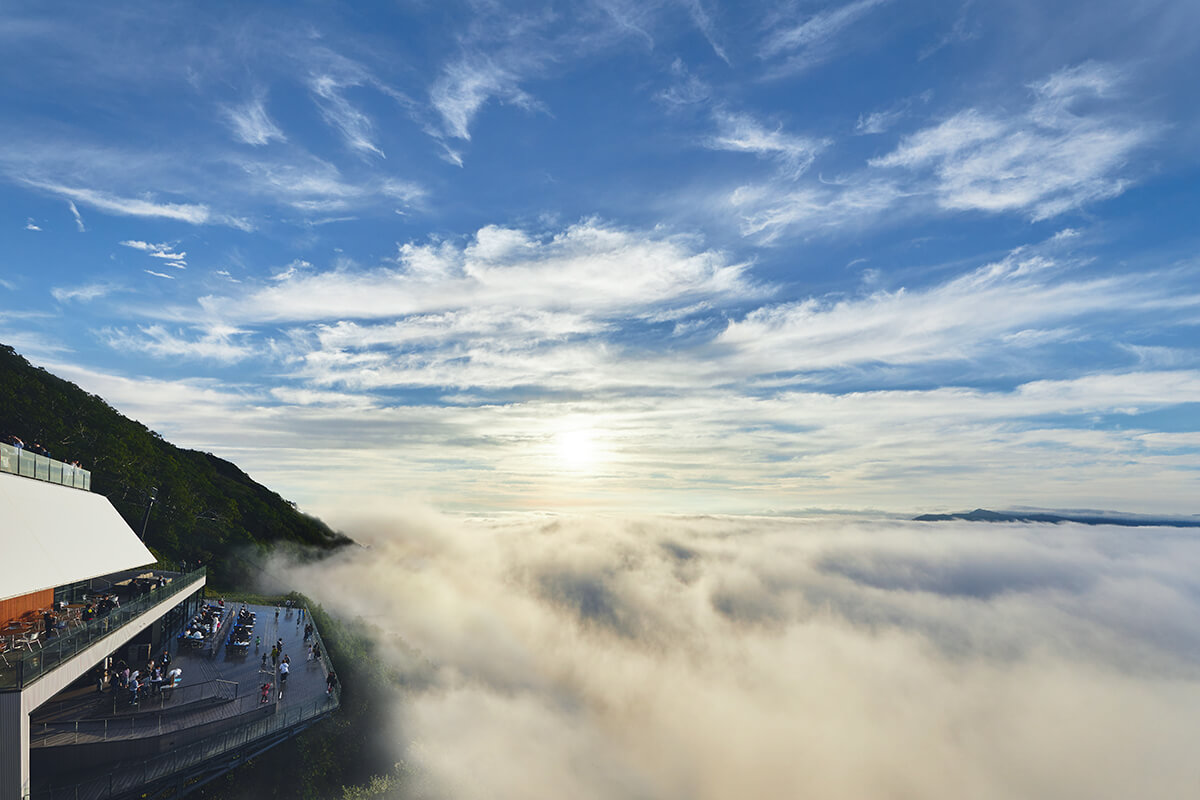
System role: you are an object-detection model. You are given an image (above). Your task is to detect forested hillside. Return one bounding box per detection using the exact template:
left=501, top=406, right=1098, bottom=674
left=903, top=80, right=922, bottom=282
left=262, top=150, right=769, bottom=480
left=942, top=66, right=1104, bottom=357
left=0, top=344, right=352, bottom=585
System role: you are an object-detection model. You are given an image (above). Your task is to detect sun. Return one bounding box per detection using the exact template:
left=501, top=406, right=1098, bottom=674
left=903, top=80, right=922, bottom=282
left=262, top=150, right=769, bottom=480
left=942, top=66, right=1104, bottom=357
left=555, top=428, right=600, bottom=469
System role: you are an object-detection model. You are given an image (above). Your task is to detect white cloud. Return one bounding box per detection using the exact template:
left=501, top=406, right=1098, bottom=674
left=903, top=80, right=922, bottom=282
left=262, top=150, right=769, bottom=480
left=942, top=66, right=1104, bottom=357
left=680, top=0, right=730, bottom=64
left=706, top=110, right=828, bottom=178
left=309, top=74, right=384, bottom=158
left=716, top=247, right=1197, bottom=376
left=24, top=219, right=41, bottom=231
left=855, top=106, right=905, bottom=134
left=234, top=156, right=426, bottom=214
left=143, top=270, right=175, bottom=279
left=102, top=323, right=254, bottom=363
left=761, top=0, right=891, bottom=76
left=51, top=282, right=113, bottom=303
left=67, top=200, right=85, bottom=231
left=120, top=240, right=186, bottom=261
left=206, top=221, right=759, bottom=324
left=728, top=63, right=1155, bottom=240
left=224, top=94, right=286, bottom=146
left=24, top=180, right=214, bottom=225
left=270, top=259, right=312, bottom=282
left=729, top=178, right=905, bottom=241
left=870, top=63, right=1152, bottom=219
left=431, top=56, right=541, bottom=142
left=656, top=58, right=711, bottom=107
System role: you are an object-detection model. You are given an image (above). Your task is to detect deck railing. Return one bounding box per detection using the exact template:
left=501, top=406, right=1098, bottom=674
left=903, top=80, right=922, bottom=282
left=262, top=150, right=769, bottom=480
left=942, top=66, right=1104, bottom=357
left=27, top=662, right=341, bottom=800
left=30, top=680, right=240, bottom=746
left=0, top=569, right=206, bottom=691
left=0, top=443, right=90, bottom=490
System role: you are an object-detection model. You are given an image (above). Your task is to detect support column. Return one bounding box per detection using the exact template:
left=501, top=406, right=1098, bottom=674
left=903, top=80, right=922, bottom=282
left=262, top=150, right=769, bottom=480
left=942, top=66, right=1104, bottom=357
left=0, top=691, right=29, bottom=800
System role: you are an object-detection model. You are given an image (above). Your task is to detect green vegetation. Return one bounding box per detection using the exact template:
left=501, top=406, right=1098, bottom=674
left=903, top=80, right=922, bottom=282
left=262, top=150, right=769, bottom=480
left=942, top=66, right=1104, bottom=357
left=0, top=344, right=352, bottom=586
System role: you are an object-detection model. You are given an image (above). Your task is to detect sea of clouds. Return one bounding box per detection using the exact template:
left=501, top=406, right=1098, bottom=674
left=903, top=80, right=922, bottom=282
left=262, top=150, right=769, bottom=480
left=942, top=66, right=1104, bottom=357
left=276, top=510, right=1200, bottom=799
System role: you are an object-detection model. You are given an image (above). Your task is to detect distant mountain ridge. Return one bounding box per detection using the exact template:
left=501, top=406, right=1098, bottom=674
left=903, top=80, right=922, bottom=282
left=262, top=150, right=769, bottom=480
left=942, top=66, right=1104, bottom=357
left=0, top=344, right=352, bottom=586
left=914, top=508, right=1200, bottom=528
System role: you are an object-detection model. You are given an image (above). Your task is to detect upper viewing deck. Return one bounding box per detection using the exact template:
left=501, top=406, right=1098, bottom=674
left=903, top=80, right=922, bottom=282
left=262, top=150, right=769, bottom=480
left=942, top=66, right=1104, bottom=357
left=0, top=443, right=91, bottom=491
left=1, top=568, right=207, bottom=691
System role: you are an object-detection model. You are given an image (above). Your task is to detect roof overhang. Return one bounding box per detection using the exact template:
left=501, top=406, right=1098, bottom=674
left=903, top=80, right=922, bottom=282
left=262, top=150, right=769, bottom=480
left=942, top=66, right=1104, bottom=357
left=0, top=473, right=155, bottom=602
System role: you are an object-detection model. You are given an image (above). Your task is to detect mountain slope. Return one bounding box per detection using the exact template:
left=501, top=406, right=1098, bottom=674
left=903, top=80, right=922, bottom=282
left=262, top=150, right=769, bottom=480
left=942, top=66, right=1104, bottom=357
left=0, top=344, right=351, bottom=586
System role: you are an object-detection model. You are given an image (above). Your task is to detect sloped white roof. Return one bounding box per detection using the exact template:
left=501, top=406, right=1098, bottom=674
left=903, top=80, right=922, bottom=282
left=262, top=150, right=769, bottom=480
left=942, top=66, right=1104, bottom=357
left=0, top=472, right=155, bottom=602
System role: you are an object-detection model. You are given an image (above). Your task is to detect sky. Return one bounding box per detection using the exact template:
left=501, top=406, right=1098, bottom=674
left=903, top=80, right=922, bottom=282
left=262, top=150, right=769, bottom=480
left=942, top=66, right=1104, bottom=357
left=1, top=0, right=1199, bottom=516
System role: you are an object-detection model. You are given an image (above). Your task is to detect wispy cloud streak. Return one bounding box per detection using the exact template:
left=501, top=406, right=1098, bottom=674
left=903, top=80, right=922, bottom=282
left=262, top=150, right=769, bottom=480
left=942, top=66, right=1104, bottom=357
left=225, top=94, right=286, bottom=146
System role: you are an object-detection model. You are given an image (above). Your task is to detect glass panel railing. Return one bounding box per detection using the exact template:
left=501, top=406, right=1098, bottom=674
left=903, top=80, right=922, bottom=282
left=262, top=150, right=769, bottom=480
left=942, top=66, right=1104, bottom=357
left=0, top=446, right=91, bottom=490
left=0, top=442, right=16, bottom=474
left=0, top=568, right=206, bottom=691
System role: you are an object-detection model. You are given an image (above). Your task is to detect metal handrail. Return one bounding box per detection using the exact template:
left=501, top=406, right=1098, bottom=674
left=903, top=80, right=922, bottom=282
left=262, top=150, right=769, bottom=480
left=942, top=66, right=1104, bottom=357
left=0, top=568, right=206, bottom=690
left=31, top=679, right=239, bottom=736
left=31, top=680, right=249, bottom=746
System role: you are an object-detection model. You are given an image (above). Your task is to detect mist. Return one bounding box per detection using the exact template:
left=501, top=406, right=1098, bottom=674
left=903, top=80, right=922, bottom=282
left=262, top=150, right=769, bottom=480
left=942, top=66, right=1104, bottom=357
left=276, top=511, right=1200, bottom=799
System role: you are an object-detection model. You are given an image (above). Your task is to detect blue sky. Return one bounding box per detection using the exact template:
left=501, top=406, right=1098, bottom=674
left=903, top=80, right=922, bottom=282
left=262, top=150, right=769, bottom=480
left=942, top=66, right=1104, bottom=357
left=1, top=0, right=1198, bottom=516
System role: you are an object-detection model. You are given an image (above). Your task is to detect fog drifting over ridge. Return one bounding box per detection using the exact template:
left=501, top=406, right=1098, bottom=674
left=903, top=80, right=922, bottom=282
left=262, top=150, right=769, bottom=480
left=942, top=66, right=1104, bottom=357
left=276, top=511, right=1200, bottom=799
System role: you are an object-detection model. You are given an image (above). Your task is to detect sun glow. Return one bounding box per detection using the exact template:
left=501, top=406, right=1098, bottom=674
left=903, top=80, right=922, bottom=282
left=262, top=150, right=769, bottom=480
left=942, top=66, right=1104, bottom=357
left=555, top=428, right=600, bottom=469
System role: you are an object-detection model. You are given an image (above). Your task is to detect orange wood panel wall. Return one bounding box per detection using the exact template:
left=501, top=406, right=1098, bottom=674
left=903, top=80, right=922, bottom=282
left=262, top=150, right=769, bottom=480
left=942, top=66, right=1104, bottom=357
left=0, top=588, right=53, bottom=629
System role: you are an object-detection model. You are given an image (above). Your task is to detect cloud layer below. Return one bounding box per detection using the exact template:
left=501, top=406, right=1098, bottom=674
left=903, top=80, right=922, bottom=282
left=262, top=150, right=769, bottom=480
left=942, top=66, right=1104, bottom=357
left=277, top=511, right=1200, bottom=800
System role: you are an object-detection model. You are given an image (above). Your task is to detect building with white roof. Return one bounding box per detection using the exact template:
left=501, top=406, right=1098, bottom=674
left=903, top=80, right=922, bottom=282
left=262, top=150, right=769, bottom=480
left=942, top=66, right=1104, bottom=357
left=0, top=443, right=338, bottom=800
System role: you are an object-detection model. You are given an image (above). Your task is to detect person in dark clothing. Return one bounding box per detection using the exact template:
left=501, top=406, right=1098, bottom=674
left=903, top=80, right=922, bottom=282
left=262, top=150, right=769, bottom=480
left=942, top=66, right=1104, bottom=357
left=325, top=670, right=337, bottom=694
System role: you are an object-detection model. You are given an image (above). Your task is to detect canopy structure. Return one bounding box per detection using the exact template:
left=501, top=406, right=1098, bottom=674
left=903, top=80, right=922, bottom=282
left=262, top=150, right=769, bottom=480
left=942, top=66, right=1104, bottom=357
left=0, top=472, right=154, bottom=602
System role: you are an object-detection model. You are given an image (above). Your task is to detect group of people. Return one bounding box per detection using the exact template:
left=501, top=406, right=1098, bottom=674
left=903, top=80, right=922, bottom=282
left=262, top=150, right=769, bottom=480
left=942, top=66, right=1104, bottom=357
left=2, top=434, right=49, bottom=456
left=228, top=605, right=257, bottom=649
left=260, top=636, right=291, bottom=702
left=180, top=603, right=224, bottom=645
left=1, top=433, right=84, bottom=466
left=81, top=594, right=119, bottom=622
left=95, top=651, right=182, bottom=705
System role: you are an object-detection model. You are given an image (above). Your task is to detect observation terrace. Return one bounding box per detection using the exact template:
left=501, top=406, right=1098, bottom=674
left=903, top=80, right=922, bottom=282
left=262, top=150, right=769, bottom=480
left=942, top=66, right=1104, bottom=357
left=1, top=451, right=340, bottom=800
left=24, top=602, right=340, bottom=800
